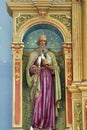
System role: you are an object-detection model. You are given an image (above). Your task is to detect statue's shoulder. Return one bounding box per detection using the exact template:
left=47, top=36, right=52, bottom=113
left=48, top=50, right=55, bottom=57
left=30, top=49, right=38, bottom=56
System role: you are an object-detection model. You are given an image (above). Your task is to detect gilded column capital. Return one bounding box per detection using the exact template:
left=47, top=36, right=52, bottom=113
left=11, top=43, right=24, bottom=57
left=78, top=82, right=87, bottom=92
left=68, top=83, right=81, bottom=93
left=69, top=82, right=87, bottom=93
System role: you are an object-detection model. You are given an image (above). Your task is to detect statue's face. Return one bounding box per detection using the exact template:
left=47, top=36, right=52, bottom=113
left=39, top=39, right=46, bottom=47
left=38, top=35, right=47, bottom=47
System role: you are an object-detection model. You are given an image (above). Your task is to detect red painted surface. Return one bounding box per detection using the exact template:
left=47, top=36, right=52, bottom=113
left=67, top=59, right=72, bottom=86
left=68, top=91, right=72, bottom=124
left=67, top=59, right=72, bottom=124
left=14, top=60, right=21, bottom=125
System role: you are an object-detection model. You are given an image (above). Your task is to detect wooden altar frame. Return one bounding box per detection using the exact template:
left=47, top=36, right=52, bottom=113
left=7, top=0, right=86, bottom=130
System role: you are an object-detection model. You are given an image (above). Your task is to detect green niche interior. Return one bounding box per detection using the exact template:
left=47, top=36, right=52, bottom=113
left=22, top=23, right=65, bottom=130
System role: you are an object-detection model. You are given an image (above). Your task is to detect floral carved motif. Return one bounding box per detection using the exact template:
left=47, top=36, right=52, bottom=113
left=67, top=59, right=72, bottom=86
left=50, top=14, right=71, bottom=32
left=74, top=102, right=82, bottom=130
left=16, top=14, right=38, bottom=32
left=15, top=59, right=21, bottom=124
left=11, top=44, right=24, bottom=57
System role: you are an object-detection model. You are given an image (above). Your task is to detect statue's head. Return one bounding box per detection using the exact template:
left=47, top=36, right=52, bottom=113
left=37, top=34, right=47, bottom=46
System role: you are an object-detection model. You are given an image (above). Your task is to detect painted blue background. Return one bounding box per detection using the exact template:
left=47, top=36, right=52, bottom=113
left=0, top=0, right=12, bottom=130
left=23, top=24, right=64, bottom=52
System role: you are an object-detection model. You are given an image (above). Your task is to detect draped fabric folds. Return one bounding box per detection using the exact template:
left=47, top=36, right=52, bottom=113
left=26, top=48, right=61, bottom=129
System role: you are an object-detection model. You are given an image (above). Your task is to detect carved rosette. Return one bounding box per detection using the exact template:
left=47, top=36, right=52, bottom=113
left=11, top=43, right=24, bottom=128
left=63, top=43, right=72, bottom=125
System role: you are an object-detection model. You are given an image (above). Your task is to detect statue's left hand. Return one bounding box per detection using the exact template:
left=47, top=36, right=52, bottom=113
left=45, top=64, right=54, bottom=71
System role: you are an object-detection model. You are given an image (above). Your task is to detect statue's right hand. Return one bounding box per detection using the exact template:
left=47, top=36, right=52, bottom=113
left=30, top=65, right=40, bottom=74
left=35, top=66, right=41, bottom=74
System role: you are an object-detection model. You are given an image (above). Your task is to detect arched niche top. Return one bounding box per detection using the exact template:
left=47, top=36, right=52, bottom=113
left=16, top=17, right=71, bottom=43
left=23, top=23, right=64, bottom=52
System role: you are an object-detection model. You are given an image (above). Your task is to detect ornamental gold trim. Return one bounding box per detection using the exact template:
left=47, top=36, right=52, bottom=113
left=16, top=14, right=38, bottom=32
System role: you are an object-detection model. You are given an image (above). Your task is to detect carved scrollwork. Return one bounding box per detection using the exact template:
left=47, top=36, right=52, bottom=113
left=16, top=14, right=38, bottom=31
left=50, top=13, right=71, bottom=32
left=74, top=102, right=82, bottom=130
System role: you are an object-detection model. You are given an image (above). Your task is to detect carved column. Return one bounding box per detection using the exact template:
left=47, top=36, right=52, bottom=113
left=63, top=43, right=72, bottom=127
left=11, top=43, right=24, bottom=130
left=82, top=0, right=87, bottom=80
left=72, top=0, right=82, bottom=82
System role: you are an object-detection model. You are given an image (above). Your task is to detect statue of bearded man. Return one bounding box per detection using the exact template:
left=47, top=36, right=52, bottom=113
left=26, top=34, right=61, bottom=130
